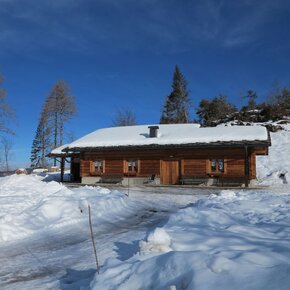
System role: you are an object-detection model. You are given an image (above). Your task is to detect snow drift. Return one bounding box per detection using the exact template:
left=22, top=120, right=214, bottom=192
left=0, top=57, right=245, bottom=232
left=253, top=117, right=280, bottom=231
left=91, top=189, right=290, bottom=290
left=0, top=174, right=129, bottom=242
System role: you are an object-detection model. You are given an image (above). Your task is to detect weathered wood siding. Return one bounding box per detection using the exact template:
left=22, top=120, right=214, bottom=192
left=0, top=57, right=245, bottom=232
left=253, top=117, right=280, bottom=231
left=139, top=160, right=160, bottom=175
left=83, top=148, right=247, bottom=160
left=183, top=159, right=207, bottom=175
left=79, top=146, right=266, bottom=181
left=225, top=158, right=245, bottom=177
left=105, top=160, right=123, bottom=174
left=80, top=160, right=90, bottom=177
left=250, top=153, right=256, bottom=179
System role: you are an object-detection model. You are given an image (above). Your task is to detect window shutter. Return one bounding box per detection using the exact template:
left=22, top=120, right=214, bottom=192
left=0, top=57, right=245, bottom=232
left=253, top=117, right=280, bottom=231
left=90, top=161, right=95, bottom=174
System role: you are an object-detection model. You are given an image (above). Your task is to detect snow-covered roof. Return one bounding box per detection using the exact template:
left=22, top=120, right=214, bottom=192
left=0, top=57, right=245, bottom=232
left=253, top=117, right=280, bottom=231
left=65, top=124, right=270, bottom=151
left=49, top=144, right=72, bottom=156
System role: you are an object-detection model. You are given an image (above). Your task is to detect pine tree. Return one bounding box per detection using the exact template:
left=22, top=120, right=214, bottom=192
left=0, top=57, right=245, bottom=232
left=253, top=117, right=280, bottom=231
left=242, top=90, right=258, bottom=111
left=160, top=66, right=190, bottom=124
left=30, top=112, right=51, bottom=168
left=196, top=95, right=237, bottom=126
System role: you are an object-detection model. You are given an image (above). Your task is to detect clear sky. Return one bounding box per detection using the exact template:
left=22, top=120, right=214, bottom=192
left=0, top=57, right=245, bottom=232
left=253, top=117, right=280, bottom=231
left=1, top=0, right=290, bottom=168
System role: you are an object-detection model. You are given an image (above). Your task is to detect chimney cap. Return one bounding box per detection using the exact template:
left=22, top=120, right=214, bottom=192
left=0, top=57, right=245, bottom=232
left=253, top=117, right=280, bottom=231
left=148, top=125, right=159, bottom=138
left=148, top=125, right=159, bottom=129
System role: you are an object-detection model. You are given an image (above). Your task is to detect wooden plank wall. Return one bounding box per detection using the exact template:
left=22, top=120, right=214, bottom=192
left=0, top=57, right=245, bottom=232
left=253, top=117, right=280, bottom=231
left=139, top=160, right=160, bottom=175
left=83, top=148, right=247, bottom=160
left=250, top=153, right=256, bottom=179
left=183, top=159, right=207, bottom=175
left=80, top=160, right=90, bottom=177
left=225, top=158, right=244, bottom=177
left=80, top=147, right=263, bottom=179
left=105, top=160, right=123, bottom=174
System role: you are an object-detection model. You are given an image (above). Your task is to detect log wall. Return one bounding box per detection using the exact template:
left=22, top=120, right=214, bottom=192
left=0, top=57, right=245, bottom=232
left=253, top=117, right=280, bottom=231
left=183, top=159, right=207, bottom=175
left=139, top=159, right=160, bottom=175
left=225, top=158, right=245, bottom=177
left=79, top=146, right=267, bottom=180
left=104, top=160, right=123, bottom=174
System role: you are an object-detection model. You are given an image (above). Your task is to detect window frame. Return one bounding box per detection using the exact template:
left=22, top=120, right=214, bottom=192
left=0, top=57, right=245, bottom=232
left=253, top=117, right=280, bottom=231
left=124, top=159, right=139, bottom=176
left=208, top=158, right=225, bottom=176
left=93, top=159, right=105, bottom=175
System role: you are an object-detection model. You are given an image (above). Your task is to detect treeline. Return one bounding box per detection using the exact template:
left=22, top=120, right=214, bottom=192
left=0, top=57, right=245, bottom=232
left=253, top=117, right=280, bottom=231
left=159, top=66, right=290, bottom=127
left=196, top=89, right=290, bottom=127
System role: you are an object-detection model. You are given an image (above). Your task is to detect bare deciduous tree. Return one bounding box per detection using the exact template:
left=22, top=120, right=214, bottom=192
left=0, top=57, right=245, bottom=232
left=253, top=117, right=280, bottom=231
left=112, top=108, right=137, bottom=127
left=0, top=72, right=14, bottom=134
left=66, top=131, right=76, bottom=143
left=46, top=80, right=76, bottom=148
left=1, top=137, right=12, bottom=172
left=31, top=80, right=77, bottom=167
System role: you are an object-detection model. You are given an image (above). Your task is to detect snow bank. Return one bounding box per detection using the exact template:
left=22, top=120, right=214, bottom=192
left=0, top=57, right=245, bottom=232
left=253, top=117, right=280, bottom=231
left=91, top=189, right=290, bottom=290
left=139, top=227, right=172, bottom=254
left=0, top=175, right=129, bottom=242
left=257, top=127, right=290, bottom=186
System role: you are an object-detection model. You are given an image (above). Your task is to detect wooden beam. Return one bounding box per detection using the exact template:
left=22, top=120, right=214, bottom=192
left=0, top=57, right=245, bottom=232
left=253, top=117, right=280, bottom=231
left=244, top=146, right=249, bottom=188
left=60, top=157, right=65, bottom=183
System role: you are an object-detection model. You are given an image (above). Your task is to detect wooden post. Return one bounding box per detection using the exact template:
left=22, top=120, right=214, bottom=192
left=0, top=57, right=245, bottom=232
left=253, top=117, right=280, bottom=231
left=60, top=157, right=65, bottom=183
left=178, top=160, right=182, bottom=185
left=127, top=176, right=130, bottom=197
left=244, top=146, right=249, bottom=188
left=88, top=204, right=100, bottom=274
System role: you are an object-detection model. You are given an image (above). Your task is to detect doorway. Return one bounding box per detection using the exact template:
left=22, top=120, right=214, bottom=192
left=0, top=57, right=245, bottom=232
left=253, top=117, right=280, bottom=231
left=160, top=160, right=179, bottom=185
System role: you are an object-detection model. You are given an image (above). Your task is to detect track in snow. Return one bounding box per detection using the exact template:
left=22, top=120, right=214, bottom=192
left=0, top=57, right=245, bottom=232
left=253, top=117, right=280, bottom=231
left=0, top=188, right=207, bottom=290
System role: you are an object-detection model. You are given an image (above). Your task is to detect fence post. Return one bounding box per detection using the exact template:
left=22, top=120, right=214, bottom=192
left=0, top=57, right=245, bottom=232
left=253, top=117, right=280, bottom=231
left=88, top=204, right=100, bottom=274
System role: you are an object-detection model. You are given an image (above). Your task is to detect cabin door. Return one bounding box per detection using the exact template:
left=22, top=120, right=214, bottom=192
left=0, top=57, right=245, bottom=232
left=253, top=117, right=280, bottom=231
left=160, top=160, right=179, bottom=185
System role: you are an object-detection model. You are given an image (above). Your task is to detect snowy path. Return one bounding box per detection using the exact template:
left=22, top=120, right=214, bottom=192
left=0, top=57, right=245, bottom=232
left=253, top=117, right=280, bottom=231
left=0, top=187, right=206, bottom=290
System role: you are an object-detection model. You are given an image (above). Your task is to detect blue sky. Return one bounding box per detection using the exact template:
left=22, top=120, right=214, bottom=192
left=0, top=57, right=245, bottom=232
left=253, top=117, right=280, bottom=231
left=1, top=0, right=290, bottom=168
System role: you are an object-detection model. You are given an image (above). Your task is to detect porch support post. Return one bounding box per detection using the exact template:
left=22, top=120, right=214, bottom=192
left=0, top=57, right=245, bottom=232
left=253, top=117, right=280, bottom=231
left=244, top=145, right=249, bottom=188
left=60, top=157, right=65, bottom=183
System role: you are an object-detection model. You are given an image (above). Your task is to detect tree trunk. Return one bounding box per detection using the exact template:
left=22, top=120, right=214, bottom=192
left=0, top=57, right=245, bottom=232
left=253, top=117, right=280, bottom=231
left=59, top=113, right=63, bottom=146
left=54, top=111, right=58, bottom=166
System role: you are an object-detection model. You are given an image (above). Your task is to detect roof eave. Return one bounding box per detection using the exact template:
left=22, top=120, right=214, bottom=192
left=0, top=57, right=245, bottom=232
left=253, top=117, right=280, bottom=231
left=65, top=140, right=271, bottom=152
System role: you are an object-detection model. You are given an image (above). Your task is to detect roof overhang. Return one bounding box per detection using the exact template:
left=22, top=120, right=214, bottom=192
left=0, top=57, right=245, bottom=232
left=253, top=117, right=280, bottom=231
left=63, top=139, right=271, bottom=153
left=46, top=151, right=79, bottom=158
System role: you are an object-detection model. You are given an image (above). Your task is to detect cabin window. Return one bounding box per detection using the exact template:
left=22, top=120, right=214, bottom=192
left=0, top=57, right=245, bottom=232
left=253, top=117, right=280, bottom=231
left=95, top=160, right=104, bottom=174
left=210, top=159, right=224, bottom=173
left=126, top=160, right=138, bottom=175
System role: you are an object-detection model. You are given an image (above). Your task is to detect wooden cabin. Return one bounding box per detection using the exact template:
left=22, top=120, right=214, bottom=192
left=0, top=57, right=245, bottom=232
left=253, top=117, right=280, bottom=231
left=51, top=124, right=271, bottom=187
left=47, top=144, right=81, bottom=183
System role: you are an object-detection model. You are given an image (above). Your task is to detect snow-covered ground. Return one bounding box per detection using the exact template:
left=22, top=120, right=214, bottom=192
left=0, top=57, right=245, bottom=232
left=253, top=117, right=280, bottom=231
left=0, top=125, right=290, bottom=290
left=257, top=124, right=290, bottom=186
left=92, top=189, right=290, bottom=290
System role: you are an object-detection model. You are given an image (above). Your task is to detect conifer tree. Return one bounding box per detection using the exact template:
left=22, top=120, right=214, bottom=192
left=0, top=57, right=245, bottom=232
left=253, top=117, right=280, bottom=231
left=242, top=90, right=258, bottom=111
left=196, top=95, right=236, bottom=126
left=30, top=110, right=51, bottom=168
left=160, top=66, right=191, bottom=124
